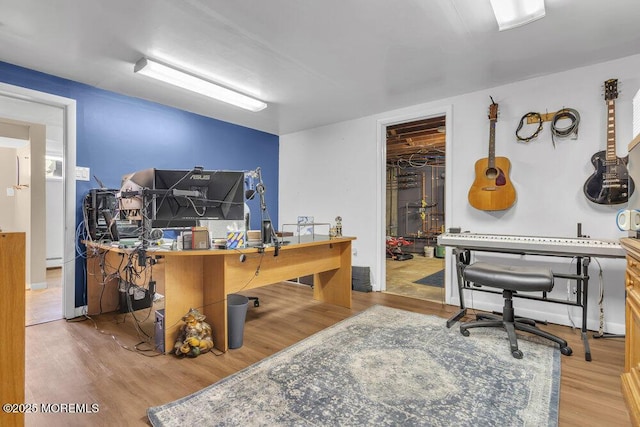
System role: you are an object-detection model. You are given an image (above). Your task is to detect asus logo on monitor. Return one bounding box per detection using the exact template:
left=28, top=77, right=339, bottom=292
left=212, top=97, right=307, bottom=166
left=190, top=174, right=211, bottom=181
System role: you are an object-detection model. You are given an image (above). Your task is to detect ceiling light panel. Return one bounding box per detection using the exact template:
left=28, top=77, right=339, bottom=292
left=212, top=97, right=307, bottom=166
left=489, top=0, right=545, bottom=31
left=134, top=58, right=267, bottom=112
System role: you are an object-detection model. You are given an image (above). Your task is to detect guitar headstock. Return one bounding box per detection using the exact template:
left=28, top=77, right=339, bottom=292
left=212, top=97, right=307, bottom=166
left=488, top=98, right=499, bottom=122
left=604, top=78, right=618, bottom=101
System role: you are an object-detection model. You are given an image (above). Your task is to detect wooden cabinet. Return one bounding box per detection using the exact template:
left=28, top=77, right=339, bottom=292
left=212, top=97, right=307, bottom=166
left=621, top=237, right=640, bottom=426
left=0, top=232, right=26, bottom=427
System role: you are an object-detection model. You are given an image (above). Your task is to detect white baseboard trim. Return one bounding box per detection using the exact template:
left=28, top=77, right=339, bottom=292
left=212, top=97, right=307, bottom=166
left=69, top=305, right=88, bottom=320
left=465, top=300, right=626, bottom=336
left=30, top=281, right=47, bottom=290
left=46, top=258, right=63, bottom=268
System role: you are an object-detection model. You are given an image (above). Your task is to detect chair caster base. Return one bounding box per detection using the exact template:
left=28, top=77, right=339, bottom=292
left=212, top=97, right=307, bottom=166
left=561, top=346, right=573, bottom=356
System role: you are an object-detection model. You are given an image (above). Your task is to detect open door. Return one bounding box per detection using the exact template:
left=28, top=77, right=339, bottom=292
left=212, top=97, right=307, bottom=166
left=383, top=115, right=446, bottom=303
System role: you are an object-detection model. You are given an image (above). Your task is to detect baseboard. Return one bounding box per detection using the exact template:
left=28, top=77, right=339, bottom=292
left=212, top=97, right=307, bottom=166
left=30, top=281, right=47, bottom=290
left=466, top=300, right=626, bottom=336
left=46, top=258, right=63, bottom=268
left=69, top=305, right=88, bottom=320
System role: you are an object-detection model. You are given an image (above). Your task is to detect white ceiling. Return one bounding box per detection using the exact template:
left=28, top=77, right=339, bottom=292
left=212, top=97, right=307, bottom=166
left=1, top=0, right=639, bottom=136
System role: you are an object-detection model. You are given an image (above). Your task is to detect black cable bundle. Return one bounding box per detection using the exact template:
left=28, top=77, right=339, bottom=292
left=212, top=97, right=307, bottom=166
left=550, top=108, right=580, bottom=148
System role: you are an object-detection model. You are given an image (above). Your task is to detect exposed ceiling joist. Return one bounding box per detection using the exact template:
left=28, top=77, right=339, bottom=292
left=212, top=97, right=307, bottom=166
left=386, top=116, right=446, bottom=166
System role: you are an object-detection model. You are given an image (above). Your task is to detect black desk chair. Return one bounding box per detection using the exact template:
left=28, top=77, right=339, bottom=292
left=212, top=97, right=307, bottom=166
left=459, top=262, right=573, bottom=359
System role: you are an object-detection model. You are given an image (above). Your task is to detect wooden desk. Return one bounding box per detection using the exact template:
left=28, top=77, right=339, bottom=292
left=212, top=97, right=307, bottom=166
left=86, top=236, right=354, bottom=352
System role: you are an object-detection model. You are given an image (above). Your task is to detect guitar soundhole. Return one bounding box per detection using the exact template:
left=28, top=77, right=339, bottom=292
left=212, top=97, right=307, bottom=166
left=485, top=167, right=498, bottom=180
left=484, top=167, right=506, bottom=186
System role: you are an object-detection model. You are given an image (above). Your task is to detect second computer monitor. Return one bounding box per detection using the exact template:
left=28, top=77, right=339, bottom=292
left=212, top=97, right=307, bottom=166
left=120, top=168, right=245, bottom=228
left=153, top=169, right=245, bottom=228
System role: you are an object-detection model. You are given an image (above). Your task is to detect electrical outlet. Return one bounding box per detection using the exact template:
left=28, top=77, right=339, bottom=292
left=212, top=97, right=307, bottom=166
left=76, top=166, right=90, bottom=181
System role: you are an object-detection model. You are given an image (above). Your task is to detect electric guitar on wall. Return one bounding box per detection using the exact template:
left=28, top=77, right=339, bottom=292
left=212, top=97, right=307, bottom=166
left=468, top=98, right=517, bottom=211
left=583, top=78, right=635, bottom=205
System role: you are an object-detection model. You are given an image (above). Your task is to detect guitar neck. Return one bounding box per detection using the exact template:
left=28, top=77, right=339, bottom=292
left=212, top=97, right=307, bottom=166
left=488, top=120, right=496, bottom=167
left=606, top=99, right=616, bottom=161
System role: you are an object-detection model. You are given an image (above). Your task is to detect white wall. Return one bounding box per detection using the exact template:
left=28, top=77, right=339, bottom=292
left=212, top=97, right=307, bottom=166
left=18, top=124, right=47, bottom=289
left=0, top=147, right=17, bottom=230
left=280, top=53, right=640, bottom=335
left=46, top=178, right=64, bottom=267
left=15, top=144, right=32, bottom=286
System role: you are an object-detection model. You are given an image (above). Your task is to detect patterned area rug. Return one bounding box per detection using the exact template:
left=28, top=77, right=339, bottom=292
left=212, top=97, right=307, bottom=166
left=148, top=305, right=560, bottom=426
left=414, top=269, right=444, bottom=287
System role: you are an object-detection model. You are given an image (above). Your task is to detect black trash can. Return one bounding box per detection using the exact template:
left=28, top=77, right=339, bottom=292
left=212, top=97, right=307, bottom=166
left=227, top=294, right=249, bottom=349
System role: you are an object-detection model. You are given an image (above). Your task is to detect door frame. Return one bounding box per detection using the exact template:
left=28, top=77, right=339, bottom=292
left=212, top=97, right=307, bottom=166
left=376, top=104, right=453, bottom=299
left=0, top=82, right=78, bottom=319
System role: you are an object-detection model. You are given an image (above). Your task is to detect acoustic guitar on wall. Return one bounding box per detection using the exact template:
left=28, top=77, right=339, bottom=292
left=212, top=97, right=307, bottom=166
left=583, top=78, right=635, bottom=205
left=468, top=98, right=516, bottom=211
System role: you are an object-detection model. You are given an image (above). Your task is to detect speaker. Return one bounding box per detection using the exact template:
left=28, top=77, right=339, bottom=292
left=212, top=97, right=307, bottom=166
left=155, top=309, right=165, bottom=353
left=616, top=209, right=640, bottom=231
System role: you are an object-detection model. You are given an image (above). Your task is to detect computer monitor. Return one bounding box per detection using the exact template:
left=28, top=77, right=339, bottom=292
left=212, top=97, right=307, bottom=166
left=119, top=168, right=245, bottom=228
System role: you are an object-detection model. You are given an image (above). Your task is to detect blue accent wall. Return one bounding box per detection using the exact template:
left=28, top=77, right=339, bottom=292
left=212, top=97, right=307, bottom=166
left=0, top=61, right=279, bottom=308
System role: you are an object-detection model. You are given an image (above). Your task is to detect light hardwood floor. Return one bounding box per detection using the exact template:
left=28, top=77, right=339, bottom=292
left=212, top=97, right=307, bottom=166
left=23, top=281, right=629, bottom=426
left=25, top=268, right=63, bottom=326
left=385, top=255, right=445, bottom=302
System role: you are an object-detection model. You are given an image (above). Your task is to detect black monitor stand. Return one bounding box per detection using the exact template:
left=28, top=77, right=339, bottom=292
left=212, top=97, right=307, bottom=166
left=261, top=219, right=273, bottom=245
left=101, top=210, right=120, bottom=242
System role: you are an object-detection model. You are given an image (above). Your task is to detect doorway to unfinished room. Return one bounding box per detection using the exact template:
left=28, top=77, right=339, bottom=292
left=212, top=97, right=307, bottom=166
left=384, top=115, right=446, bottom=303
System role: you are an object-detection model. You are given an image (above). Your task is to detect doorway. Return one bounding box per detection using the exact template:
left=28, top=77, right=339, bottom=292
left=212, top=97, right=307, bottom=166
left=0, top=111, right=64, bottom=325
left=383, top=115, right=446, bottom=303
left=0, top=108, right=64, bottom=326
left=0, top=83, right=77, bottom=321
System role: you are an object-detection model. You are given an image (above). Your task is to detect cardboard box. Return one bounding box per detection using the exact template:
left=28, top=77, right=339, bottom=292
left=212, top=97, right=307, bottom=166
left=246, top=230, right=261, bottom=241
left=191, top=227, right=210, bottom=250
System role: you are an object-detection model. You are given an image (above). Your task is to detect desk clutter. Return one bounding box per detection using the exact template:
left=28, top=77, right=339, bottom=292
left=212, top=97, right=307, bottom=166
left=178, top=227, right=211, bottom=250
left=174, top=228, right=249, bottom=250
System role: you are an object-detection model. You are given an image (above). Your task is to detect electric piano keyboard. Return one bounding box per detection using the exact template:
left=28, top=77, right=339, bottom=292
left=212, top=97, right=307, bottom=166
left=437, top=232, right=625, bottom=258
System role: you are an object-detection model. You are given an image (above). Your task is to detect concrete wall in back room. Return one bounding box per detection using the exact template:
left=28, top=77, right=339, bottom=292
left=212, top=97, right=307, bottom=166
left=0, top=60, right=279, bottom=308
left=280, top=53, right=640, bottom=335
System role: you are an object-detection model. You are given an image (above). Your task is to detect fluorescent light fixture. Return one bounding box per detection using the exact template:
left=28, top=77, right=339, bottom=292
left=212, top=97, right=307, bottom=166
left=134, top=58, right=267, bottom=112
left=489, top=0, right=545, bottom=31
